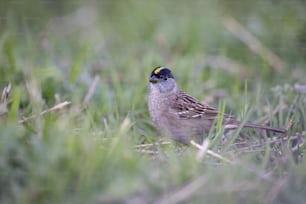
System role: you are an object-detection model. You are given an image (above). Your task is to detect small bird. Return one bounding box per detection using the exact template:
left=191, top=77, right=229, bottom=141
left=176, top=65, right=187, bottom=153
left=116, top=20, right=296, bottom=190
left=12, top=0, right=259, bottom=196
left=148, top=66, right=286, bottom=144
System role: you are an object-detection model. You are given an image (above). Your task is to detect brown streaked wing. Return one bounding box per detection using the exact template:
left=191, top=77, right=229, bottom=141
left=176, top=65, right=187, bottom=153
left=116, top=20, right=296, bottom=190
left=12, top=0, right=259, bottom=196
left=171, top=91, right=233, bottom=120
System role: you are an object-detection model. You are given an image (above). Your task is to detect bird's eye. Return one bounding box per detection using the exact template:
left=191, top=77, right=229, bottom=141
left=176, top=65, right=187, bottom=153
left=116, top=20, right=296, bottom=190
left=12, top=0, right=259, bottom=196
left=162, top=75, right=167, bottom=80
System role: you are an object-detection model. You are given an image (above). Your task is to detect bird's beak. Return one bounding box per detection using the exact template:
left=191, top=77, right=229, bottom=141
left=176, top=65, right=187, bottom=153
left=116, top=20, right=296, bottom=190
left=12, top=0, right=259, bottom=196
left=149, top=75, right=159, bottom=83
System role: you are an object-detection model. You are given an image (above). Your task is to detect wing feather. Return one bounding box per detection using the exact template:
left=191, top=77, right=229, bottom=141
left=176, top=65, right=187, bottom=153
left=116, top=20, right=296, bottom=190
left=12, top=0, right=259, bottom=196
left=171, top=91, right=233, bottom=120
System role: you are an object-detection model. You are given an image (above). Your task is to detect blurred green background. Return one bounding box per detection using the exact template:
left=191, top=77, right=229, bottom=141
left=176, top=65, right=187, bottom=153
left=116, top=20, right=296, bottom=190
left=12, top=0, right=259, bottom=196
left=0, top=0, right=306, bottom=203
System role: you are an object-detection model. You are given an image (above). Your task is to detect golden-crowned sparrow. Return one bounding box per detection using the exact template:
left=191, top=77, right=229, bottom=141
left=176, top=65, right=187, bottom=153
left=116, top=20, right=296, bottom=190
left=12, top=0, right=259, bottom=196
left=148, top=66, right=286, bottom=144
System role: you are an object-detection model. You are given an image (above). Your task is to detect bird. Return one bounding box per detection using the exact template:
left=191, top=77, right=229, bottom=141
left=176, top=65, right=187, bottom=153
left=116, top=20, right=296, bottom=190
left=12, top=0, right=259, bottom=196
left=148, top=66, right=286, bottom=144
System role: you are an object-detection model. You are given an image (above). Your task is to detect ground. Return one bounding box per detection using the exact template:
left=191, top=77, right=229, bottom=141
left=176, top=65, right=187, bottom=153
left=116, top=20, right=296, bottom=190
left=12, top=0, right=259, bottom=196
left=0, top=1, right=306, bottom=203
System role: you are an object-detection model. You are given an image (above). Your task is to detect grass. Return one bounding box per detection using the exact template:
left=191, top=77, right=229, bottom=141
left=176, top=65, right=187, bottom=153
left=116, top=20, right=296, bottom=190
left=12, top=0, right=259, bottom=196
left=0, top=0, right=306, bottom=203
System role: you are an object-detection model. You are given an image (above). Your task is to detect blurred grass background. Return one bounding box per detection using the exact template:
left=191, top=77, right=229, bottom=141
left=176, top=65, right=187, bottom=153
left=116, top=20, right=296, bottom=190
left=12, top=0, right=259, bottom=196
left=0, top=0, right=306, bottom=203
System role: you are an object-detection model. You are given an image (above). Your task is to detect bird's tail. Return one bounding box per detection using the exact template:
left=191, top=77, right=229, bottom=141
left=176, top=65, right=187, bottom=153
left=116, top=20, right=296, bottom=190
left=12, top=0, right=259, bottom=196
left=224, top=120, right=287, bottom=133
left=243, top=123, right=286, bottom=133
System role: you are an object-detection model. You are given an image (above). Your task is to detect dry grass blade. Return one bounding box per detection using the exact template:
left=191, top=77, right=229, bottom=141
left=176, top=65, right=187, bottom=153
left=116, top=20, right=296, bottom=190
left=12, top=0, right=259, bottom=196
left=195, top=138, right=210, bottom=161
left=70, top=75, right=100, bottom=114
left=41, top=101, right=71, bottom=115
left=0, top=84, right=11, bottom=116
left=1, top=83, right=11, bottom=104
left=285, top=119, right=294, bottom=132
left=266, top=178, right=287, bottom=204
left=83, top=75, right=100, bottom=106
left=135, top=141, right=171, bottom=156
left=290, top=133, right=305, bottom=154
left=19, top=101, right=71, bottom=123
left=229, top=133, right=304, bottom=156
left=224, top=16, right=286, bottom=72
left=190, top=140, right=233, bottom=164
left=135, top=141, right=171, bottom=148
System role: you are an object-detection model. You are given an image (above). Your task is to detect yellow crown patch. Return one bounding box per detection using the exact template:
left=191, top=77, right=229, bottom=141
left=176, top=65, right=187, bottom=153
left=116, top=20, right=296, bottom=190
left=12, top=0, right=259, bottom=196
left=154, top=67, right=164, bottom=74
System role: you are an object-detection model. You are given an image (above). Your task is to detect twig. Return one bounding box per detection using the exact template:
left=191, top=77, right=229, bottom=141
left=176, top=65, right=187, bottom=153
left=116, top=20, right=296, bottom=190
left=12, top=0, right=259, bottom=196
left=19, top=101, right=71, bottom=123
left=224, top=16, right=286, bottom=72
left=190, top=140, right=233, bottom=164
